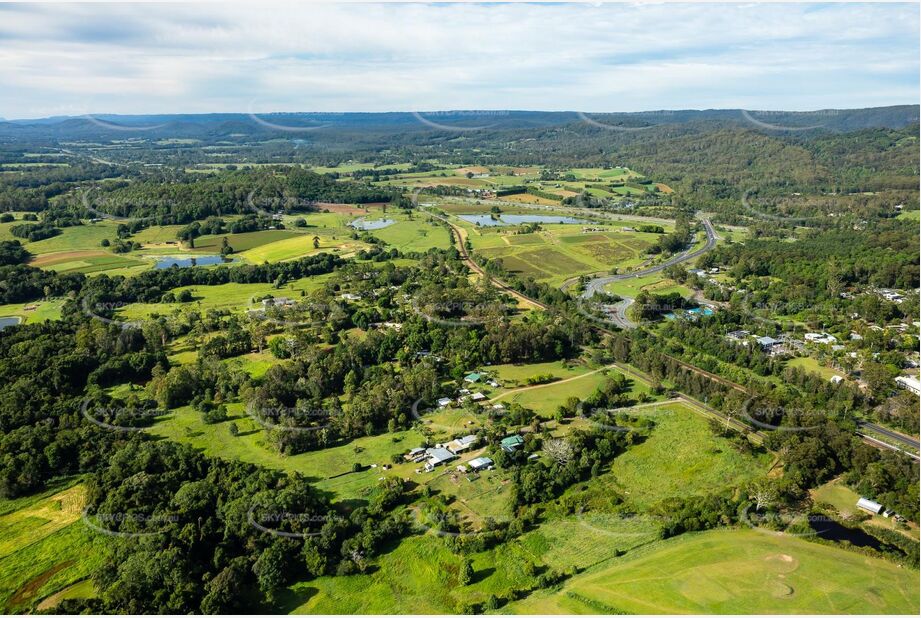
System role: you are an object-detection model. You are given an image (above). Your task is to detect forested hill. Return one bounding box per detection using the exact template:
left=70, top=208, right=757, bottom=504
left=0, top=105, right=917, bottom=142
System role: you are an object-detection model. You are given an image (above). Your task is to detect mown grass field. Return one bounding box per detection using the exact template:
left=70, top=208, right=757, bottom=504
left=505, top=528, right=920, bottom=614
left=787, top=356, right=845, bottom=381
left=116, top=275, right=334, bottom=319
left=0, top=299, right=67, bottom=325
left=367, top=216, right=452, bottom=252
left=192, top=229, right=302, bottom=253
left=0, top=483, right=104, bottom=613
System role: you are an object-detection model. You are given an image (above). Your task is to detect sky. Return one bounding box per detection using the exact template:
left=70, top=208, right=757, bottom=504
left=0, top=1, right=918, bottom=119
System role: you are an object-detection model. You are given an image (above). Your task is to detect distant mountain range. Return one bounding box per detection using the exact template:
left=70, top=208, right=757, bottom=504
left=1, top=106, right=917, bottom=141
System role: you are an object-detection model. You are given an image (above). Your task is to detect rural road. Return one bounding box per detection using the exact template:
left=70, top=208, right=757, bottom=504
left=581, top=218, right=718, bottom=298
left=426, top=205, right=910, bottom=461
left=857, top=421, right=920, bottom=454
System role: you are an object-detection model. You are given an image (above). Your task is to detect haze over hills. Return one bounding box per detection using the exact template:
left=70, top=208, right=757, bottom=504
left=1, top=105, right=918, bottom=140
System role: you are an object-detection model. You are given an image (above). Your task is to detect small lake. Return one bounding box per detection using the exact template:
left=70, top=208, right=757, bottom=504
left=153, top=255, right=235, bottom=269
left=809, top=519, right=887, bottom=551
left=458, top=214, right=589, bottom=227
left=0, top=316, right=22, bottom=331
left=351, top=218, right=396, bottom=230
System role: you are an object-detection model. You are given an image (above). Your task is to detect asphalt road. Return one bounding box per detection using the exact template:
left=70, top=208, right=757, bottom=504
left=858, top=420, right=920, bottom=450
left=582, top=218, right=718, bottom=298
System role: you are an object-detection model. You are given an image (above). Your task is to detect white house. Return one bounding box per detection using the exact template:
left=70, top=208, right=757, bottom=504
left=437, top=397, right=453, bottom=408
left=449, top=435, right=479, bottom=454
left=468, top=456, right=493, bottom=472
left=895, top=375, right=921, bottom=397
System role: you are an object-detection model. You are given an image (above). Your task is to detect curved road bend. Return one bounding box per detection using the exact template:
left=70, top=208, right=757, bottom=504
left=582, top=218, right=718, bottom=298
left=424, top=209, right=910, bottom=459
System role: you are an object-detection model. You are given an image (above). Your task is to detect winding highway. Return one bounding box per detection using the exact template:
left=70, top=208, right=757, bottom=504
left=425, top=206, right=915, bottom=460
left=582, top=218, right=718, bottom=298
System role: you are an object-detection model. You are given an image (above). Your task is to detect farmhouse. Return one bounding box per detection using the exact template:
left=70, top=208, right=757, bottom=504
left=449, top=435, right=479, bottom=454
left=755, top=336, right=778, bottom=350
left=470, top=392, right=487, bottom=402
left=856, top=497, right=884, bottom=515
left=262, top=296, right=294, bottom=308
left=464, top=372, right=482, bottom=383
left=500, top=435, right=524, bottom=452
left=468, top=456, right=493, bottom=472
left=436, top=397, right=453, bottom=408
left=726, top=330, right=750, bottom=344
left=895, top=375, right=921, bottom=397
left=805, top=332, right=837, bottom=345
left=424, top=447, right=458, bottom=471
left=404, top=447, right=426, bottom=462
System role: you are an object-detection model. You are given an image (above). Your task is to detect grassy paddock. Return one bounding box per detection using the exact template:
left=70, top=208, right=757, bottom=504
left=505, top=528, right=920, bottom=614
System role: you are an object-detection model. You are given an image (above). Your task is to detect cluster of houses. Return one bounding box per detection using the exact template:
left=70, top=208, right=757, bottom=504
left=725, top=330, right=801, bottom=357
left=436, top=372, right=502, bottom=408
left=726, top=329, right=848, bottom=357
left=404, top=433, right=506, bottom=473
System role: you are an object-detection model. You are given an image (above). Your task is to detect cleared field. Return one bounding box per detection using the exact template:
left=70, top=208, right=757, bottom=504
left=0, top=484, right=104, bottom=613
left=584, top=403, right=772, bottom=510
left=368, top=216, right=452, bottom=252
left=0, top=299, right=67, bottom=325
left=117, top=275, right=333, bottom=319
left=787, top=356, right=845, bottom=381
left=192, top=229, right=302, bottom=253
left=492, top=366, right=658, bottom=418
left=21, top=222, right=119, bottom=255
left=148, top=403, right=429, bottom=500
left=31, top=251, right=146, bottom=274
left=463, top=221, right=661, bottom=288
left=604, top=274, right=693, bottom=299
left=241, top=235, right=366, bottom=263
left=506, top=528, right=920, bottom=614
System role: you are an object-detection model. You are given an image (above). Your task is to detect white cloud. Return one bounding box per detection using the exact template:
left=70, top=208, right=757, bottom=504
left=0, top=2, right=917, bottom=118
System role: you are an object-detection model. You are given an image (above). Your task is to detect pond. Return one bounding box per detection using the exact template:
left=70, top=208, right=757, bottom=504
left=457, top=214, right=589, bottom=227
left=0, top=316, right=22, bottom=331
left=350, top=218, right=396, bottom=230
left=153, top=255, right=235, bottom=269
left=809, top=518, right=887, bottom=551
